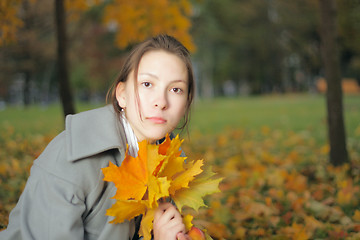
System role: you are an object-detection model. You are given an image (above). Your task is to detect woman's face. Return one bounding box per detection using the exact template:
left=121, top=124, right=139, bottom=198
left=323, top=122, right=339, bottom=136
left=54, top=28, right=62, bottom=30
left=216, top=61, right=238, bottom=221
left=116, top=50, right=188, bottom=142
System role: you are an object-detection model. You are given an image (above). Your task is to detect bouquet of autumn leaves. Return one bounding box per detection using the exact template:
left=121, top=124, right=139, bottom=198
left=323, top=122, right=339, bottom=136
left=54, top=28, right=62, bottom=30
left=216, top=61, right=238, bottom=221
left=102, top=135, right=222, bottom=240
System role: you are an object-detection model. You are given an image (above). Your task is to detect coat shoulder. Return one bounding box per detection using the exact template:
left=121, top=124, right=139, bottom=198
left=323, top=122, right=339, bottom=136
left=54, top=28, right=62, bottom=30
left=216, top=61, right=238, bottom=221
left=65, top=105, right=126, bottom=162
left=33, top=131, right=119, bottom=196
left=33, top=105, right=126, bottom=196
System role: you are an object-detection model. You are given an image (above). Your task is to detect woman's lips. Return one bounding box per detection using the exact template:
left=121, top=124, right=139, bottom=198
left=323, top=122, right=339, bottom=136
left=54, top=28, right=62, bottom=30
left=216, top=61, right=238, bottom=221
left=147, top=117, right=167, bottom=124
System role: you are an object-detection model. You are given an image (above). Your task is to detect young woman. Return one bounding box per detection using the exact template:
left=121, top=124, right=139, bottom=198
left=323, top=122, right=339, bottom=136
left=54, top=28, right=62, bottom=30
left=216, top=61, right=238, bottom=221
left=0, top=34, right=195, bottom=240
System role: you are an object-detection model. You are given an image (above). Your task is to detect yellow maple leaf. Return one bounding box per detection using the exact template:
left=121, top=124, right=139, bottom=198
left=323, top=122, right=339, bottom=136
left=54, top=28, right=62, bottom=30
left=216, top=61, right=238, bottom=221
left=169, top=160, right=204, bottom=195
left=157, top=135, right=185, bottom=178
left=147, top=175, right=171, bottom=208
left=141, top=140, right=166, bottom=177
left=159, top=135, right=183, bottom=156
left=159, top=155, right=187, bottom=180
left=139, top=208, right=156, bottom=240
left=183, top=214, right=194, bottom=231
left=173, top=175, right=223, bottom=212
left=106, top=200, right=147, bottom=224
left=195, top=165, right=218, bottom=180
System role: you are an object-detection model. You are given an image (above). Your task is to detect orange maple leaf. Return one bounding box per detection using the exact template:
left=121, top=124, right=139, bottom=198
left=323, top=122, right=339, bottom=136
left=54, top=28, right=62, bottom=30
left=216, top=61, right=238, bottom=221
left=103, top=141, right=166, bottom=201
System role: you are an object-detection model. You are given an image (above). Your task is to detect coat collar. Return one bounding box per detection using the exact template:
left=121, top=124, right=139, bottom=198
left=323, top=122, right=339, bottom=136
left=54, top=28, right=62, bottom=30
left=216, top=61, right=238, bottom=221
left=65, top=105, right=127, bottom=162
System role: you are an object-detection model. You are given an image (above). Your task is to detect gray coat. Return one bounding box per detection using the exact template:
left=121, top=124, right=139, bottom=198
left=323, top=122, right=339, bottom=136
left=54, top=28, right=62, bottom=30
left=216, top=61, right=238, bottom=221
left=0, top=105, right=137, bottom=240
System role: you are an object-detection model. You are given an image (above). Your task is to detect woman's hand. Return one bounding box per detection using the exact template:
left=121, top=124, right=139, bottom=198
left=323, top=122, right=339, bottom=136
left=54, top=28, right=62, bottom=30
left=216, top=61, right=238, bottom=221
left=153, top=202, right=190, bottom=240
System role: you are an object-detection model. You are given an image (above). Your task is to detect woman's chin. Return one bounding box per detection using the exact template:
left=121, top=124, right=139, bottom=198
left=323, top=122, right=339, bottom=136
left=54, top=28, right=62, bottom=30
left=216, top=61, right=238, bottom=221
left=146, top=133, right=168, bottom=143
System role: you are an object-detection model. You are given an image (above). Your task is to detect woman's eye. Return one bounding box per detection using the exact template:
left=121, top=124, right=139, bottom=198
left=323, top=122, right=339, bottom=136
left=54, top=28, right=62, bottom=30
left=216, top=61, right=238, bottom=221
left=142, top=82, right=152, bottom=88
left=171, top=88, right=183, bottom=94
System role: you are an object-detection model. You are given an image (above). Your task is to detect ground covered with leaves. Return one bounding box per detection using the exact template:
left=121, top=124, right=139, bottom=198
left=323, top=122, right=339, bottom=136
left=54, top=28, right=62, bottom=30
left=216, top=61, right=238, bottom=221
left=1, top=124, right=360, bottom=239
left=0, top=126, right=54, bottom=228
left=182, top=127, right=360, bottom=239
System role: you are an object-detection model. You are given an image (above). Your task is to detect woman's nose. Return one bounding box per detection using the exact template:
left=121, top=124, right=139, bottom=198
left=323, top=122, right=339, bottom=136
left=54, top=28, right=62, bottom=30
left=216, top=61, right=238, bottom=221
left=154, top=92, right=168, bottom=110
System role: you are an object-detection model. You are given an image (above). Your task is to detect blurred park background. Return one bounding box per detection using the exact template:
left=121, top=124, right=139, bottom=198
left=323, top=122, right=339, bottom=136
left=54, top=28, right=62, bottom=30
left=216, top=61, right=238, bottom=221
left=1, top=0, right=360, bottom=239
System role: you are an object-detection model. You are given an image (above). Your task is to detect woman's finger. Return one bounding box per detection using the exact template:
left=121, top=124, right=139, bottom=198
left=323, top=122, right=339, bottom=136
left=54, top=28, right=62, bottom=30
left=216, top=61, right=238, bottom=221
left=153, top=202, right=186, bottom=240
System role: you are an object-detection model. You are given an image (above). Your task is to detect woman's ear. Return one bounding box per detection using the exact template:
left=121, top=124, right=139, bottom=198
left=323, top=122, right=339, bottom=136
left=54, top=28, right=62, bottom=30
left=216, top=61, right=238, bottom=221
left=115, top=82, right=127, bottom=109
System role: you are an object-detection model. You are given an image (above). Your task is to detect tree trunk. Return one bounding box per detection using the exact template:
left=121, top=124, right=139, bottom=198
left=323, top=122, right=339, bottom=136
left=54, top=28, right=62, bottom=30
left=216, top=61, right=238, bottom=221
left=54, top=0, right=75, bottom=118
left=318, top=0, right=349, bottom=166
left=22, top=0, right=31, bottom=107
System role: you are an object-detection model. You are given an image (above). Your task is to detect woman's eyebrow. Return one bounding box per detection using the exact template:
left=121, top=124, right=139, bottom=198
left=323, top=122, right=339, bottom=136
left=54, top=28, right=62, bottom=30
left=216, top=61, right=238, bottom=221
left=171, top=79, right=187, bottom=84
left=138, top=73, right=187, bottom=83
left=138, top=72, right=158, bottom=79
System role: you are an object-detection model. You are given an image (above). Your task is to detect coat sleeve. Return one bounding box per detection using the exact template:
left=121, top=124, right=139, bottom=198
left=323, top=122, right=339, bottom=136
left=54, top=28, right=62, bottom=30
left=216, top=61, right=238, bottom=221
left=0, top=163, right=86, bottom=240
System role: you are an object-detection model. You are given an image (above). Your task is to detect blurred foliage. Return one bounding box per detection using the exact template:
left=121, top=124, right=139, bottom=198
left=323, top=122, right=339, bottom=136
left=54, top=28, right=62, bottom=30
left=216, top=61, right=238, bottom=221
left=1, top=0, right=360, bottom=100
left=0, top=0, right=194, bottom=50
left=0, top=0, right=24, bottom=46
left=191, top=0, right=360, bottom=96
left=0, top=0, right=194, bottom=104
left=0, top=0, right=55, bottom=104
left=337, top=0, right=360, bottom=78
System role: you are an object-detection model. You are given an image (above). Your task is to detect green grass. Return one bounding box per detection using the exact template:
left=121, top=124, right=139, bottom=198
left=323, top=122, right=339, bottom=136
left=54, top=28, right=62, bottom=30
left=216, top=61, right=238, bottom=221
left=0, top=103, right=102, bottom=137
left=0, top=94, right=359, bottom=143
left=190, top=94, right=326, bottom=133
left=189, top=94, right=359, bottom=142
